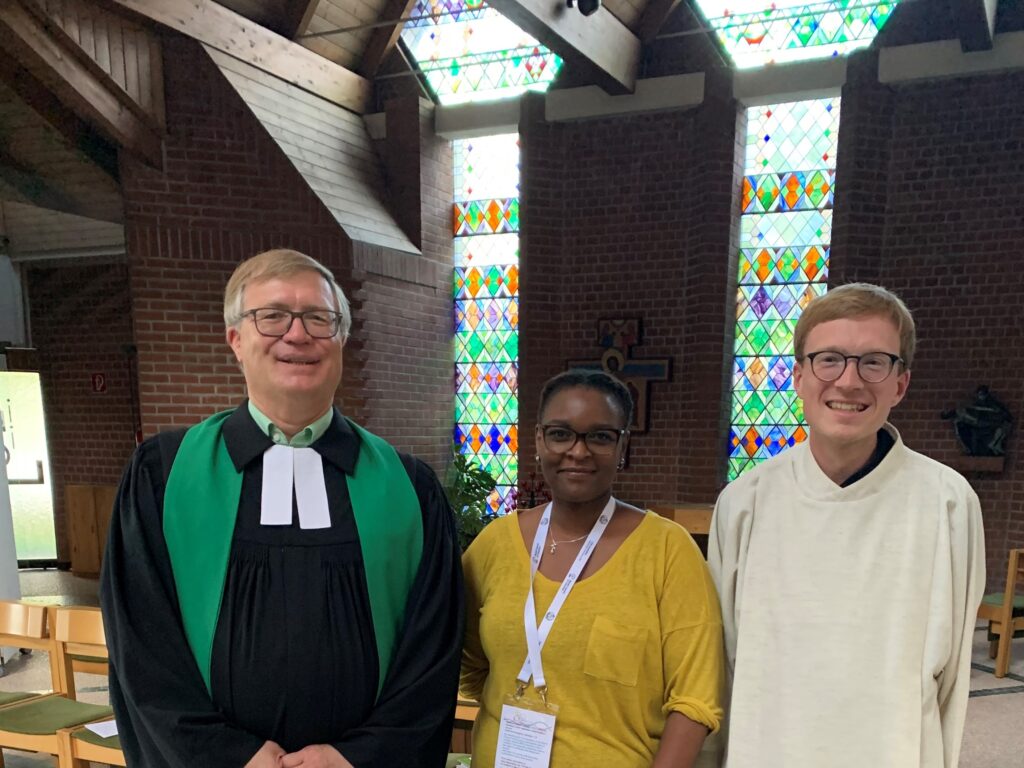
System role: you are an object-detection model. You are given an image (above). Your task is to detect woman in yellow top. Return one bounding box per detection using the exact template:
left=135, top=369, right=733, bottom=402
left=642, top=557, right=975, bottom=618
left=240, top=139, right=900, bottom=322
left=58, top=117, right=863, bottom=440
left=461, top=370, right=724, bottom=768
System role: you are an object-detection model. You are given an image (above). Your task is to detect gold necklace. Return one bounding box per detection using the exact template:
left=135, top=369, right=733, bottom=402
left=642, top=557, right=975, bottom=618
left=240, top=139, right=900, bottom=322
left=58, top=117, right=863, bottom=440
left=547, top=528, right=587, bottom=554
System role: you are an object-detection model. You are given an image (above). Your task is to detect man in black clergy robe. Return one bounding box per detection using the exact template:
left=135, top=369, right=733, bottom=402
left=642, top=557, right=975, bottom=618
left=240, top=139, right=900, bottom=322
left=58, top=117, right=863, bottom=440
left=100, top=249, right=464, bottom=768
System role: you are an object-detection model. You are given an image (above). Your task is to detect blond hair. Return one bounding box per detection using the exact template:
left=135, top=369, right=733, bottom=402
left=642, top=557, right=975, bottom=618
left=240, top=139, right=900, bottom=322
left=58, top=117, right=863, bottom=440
left=794, top=283, right=916, bottom=368
left=223, top=249, right=351, bottom=341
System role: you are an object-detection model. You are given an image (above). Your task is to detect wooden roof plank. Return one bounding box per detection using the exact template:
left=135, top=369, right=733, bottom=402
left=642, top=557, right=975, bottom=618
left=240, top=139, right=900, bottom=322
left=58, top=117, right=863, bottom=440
left=0, top=0, right=162, bottom=166
left=110, top=0, right=372, bottom=113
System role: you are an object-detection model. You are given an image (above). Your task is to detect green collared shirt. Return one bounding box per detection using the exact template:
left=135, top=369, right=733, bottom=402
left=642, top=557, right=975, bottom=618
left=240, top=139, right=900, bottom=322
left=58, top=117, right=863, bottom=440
left=247, top=402, right=333, bottom=447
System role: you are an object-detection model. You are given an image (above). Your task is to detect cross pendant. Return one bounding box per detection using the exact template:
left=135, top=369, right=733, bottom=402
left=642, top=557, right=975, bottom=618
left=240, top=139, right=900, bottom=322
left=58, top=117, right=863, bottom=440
left=549, top=542, right=557, bottom=555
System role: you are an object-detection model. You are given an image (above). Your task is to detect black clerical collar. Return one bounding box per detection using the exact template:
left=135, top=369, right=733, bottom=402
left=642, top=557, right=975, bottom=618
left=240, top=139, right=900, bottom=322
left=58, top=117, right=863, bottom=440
left=840, top=428, right=895, bottom=487
left=222, top=403, right=360, bottom=475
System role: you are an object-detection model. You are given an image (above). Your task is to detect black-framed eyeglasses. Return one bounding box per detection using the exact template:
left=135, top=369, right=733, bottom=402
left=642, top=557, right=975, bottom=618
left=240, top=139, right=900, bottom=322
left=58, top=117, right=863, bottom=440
left=241, top=308, right=343, bottom=339
left=540, top=425, right=627, bottom=456
left=802, top=351, right=904, bottom=383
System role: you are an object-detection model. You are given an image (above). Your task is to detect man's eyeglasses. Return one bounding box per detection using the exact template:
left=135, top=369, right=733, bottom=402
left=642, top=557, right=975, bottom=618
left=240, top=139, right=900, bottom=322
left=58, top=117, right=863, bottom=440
left=241, top=308, right=343, bottom=339
left=802, top=351, right=904, bottom=383
left=540, top=425, right=627, bottom=456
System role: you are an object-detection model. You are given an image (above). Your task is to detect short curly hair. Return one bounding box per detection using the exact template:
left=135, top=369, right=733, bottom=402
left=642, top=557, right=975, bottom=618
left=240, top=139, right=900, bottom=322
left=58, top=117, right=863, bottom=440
left=537, top=370, right=634, bottom=428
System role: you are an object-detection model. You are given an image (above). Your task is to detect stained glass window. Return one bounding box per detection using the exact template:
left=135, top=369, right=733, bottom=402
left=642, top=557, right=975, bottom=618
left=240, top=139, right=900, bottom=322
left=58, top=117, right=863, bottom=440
left=401, top=0, right=562, bottom=105
left=454, top=134, right=520, bottom=513
left=692, top=0, right=900, bottom=69
left=728, top=98, right=840, bottom=480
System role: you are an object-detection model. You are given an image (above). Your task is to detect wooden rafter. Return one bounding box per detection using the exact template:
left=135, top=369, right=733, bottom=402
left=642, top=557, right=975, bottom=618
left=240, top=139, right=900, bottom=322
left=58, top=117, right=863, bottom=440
left=0, top=147, right=94, bottom=219
left=635, top=0, right=681, bottom=43
left=109, top=0, right=372, bottom=113
left=486, top=0, right=640, bottom=94
left=356, top=0, right=418, bottom=78
left=0, top=0, right=163, bottom=167
left=0, top=57, right=120, bottom=181
left=279, top=0, right=320, bottom=38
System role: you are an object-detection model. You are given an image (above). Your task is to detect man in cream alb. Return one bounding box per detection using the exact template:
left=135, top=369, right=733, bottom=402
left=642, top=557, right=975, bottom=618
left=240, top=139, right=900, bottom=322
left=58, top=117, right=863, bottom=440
left=709, top=283, right=985, bottom=767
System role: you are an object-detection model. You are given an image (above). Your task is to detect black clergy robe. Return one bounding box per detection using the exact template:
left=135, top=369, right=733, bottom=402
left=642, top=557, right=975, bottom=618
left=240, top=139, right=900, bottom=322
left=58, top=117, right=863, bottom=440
left=99, top=405, right=464, bottom=768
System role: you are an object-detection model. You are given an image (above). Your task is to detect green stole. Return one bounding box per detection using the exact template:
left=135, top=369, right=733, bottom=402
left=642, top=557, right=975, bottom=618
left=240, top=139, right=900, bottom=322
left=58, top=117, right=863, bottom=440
left=162, top=409, right=423, bottom=699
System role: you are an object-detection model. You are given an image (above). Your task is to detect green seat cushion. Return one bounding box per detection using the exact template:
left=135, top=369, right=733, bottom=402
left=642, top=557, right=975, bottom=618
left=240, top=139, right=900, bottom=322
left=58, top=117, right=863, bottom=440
left=0, top=697, right=112, bottom=735
left=446, top=755, right=471, bottom=768
left=72, top=724, right=121, bottom=750
left=982, top=592, right=1024, bottom=609
left=69, top=654, right=108, bottom=665
left=0, top=692, right=36, bottom=707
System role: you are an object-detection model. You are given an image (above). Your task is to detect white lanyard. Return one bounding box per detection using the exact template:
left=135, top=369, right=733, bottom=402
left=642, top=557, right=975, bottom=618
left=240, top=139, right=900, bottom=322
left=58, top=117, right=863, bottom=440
left=517, top=496, right=616, bottom=695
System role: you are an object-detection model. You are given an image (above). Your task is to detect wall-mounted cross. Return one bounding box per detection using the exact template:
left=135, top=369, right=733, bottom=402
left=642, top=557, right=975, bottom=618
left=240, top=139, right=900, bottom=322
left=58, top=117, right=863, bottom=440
left=567, top=318, right=671, bottom=434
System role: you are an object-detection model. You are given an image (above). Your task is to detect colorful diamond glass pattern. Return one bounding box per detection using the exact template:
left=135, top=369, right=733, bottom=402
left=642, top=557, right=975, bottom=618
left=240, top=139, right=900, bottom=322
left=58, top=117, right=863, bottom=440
left=728, top=99, right=840, bottom=481
left=455, top=281, right=518, bottom=309
left=742, top=170, right=834, bottom=213
left=454, top=198, right=520, bottom=235
left=692, top=0, right=900, bottom=69
left=454, top=134, right=521, bottom=513
left=401, top=0, right=562, bottom=105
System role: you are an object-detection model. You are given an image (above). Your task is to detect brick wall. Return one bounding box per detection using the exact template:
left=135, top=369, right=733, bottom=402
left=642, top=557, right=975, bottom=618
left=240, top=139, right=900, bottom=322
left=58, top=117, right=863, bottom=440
left=355, top=97, right=453, bottom=469
left=834, top=60, right=1024, bottom=586
left=25, top=28, right=1024, bottom=583
left=519, top=70, right=743, bottom=509
left=121, top=35, right=357, bottom=435
left=519, top=54, right=1023, bottom=588
left=120, top=37, right=453, bottom=469
left=23, top=263, right=136, bottom=561
left=22, top=38, right=453, bottom=558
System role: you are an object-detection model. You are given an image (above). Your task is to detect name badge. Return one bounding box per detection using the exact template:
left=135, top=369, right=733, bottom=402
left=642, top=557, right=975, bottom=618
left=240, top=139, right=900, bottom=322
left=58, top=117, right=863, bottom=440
left=495, top=699, right=557, bottom=768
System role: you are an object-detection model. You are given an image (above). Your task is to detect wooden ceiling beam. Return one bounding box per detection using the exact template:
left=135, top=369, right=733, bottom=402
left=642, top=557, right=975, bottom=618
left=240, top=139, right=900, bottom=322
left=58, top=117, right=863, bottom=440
left=0, top=147, right=98, bottom=220
left=357, top=0, right=418, bottom=78
left=0, top=57, right=120, bottom=182
left=109, top=0, right=372, bottom=112
left=953, top=0, right=998, bottom=51
left=0, top=0, right=163, bottom=167
left=485, top=0, right=640, bottom=94
left=279, top=0, right=320, bottom=38
left=635, top=0, right=681, bottom=43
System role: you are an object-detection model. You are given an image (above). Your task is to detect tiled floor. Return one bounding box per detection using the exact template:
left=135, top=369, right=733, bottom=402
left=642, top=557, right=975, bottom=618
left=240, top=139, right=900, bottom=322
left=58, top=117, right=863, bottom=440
left=961, top=629, right=1024, bottom=766
left=1, top=569, right=1022, bottom=766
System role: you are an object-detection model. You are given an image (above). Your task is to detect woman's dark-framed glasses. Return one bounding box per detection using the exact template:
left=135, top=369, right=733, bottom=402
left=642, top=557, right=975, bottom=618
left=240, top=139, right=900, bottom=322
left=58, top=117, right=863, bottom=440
left=540, top=425, right=626, bottom=455
left=803, top=351, right=903, bottom=383
left=243, top=308, right=343, bottom=339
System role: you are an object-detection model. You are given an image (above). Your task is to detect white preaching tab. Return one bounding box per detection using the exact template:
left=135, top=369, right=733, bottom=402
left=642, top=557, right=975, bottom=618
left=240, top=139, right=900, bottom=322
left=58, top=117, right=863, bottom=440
left=293, top=447, right=331, bottom=529
left=84, top=719, right=119, bottom=738
left=260, top=445, right=331, bottom=529
left=261, top=444, right=294, bottom=526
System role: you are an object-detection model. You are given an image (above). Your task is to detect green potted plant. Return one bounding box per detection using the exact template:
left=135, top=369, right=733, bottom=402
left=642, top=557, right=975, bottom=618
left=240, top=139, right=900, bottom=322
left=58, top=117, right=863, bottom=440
left=443, top=450, right=497, bottom=551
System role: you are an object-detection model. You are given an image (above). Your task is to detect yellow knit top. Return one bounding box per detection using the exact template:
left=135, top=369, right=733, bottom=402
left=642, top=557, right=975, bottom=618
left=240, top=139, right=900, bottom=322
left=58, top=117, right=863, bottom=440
left=461, top=510, right=724, bottom=768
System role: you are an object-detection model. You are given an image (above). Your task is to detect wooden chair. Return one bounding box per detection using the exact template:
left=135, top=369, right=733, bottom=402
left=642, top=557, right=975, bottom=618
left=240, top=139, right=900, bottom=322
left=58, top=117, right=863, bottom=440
left=53, top=606, right=124, bottom=768
left=0, top=601, right=60, bottom=695
left=0, top=602, right=112, bottom=767
left=53, top=606, right=109, bottom=700
left=58, top=723, right=124, bottom=768
left=978, top=548, right=1024, bottom=678
left=650, top=505, right=713, bottom=536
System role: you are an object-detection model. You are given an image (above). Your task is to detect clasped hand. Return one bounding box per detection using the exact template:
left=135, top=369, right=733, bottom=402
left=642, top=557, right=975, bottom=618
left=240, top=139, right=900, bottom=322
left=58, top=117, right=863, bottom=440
left=246, top=741, right=354, bottom=768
